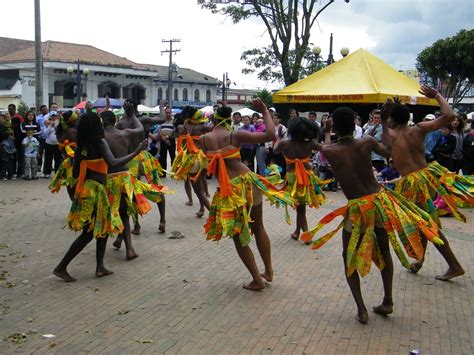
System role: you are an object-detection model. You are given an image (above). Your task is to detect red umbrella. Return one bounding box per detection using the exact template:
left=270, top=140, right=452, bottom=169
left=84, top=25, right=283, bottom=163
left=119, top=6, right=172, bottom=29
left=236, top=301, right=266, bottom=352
left=73, top=101, right=89, bottom=110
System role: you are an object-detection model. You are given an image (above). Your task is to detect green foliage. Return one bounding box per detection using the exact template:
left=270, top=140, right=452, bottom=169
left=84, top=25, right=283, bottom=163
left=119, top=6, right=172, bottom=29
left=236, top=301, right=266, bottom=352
left=201, top=0, right=340, bottom=86
left=245, top=89, right=274, bottom=110
left=416, top=29, right=474, bottom=105
left=16, top=100, right=29, bottom=118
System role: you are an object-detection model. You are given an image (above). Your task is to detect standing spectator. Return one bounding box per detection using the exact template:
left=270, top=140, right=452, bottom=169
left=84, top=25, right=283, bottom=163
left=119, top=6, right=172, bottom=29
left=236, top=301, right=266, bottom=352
left=251, top=112, right=260, bottom=126
left=308, top=111, right=318, bottom=124
left=21, top=110, right=41, bottom=137
left=354, top=115, right=363, bottom=138
left=254, top=118, right=267, bottom=175
left=462, top=124, right=474, bottom=175
left=36, top=104, right=49, bottom=171
left=288, top=108, right=299, bottom=120
left=8, top=103, right=24, bottom=177
left=231, top=111, right=243, bottom=131
left=450, top=115, right=465, bottom=173
left=158, top=106, right=176, bottom=175
left=0, top=114, right=16, bottom=180
left=42, top=111, right=62, bottom=178
left=21, top=129, right=39, bottom=180
left=268, top=112, right=287, bottom=178
left=432, top=125, right=456, bottom=170
left=364, top=109, right=385, bottom=171
left=238, top=115, right=256, bottom=171
left=423, top=114, right=441, bottom=162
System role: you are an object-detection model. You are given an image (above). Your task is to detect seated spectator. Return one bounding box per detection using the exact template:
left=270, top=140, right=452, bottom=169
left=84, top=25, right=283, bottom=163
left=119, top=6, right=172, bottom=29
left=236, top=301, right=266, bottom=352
left=376, top=160, right=400, bottom=190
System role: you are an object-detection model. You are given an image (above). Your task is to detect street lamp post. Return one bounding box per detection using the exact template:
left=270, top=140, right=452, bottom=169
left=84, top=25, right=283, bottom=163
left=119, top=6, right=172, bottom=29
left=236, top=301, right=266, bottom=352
left=221, top=72, right=231, bottom=102
left=311, top=34, right=350, bottom=67
left=67, top=60, right=89, bottom=105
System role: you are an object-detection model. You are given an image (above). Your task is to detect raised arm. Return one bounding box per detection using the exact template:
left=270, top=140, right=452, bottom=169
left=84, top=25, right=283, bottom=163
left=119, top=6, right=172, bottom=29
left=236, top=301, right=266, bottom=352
left=99, top=138, right=147, bottom=168
left=417, top=85, right=455, bottom=133
left=232, top=98, right=275, bottom=145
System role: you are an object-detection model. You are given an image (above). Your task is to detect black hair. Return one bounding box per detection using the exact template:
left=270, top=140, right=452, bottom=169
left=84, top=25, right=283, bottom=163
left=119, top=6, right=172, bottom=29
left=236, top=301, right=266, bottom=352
left=173, top=112, right=184, bottom=128
left=217, top=106, right=233, bottom=119
left=308, top=111, right=317, bottom=117
left=56, top=110, right=74, bottom=137
left=100, top=110, right=116, bottom=127
left=453, top=114, right=466, bottom=133
left=8, top=104, right=15, bottom=109
left=76, top=112, right=104, bottom=154
left=25, top=110, right=36, bottom=121
left=287, top=117, right=320, bottom=142
left=390, top=103, right=410, bottom=125
left=49, top=102, right=57, bottom=109
left=251, top=112, right=260, bottom=119
left=39, top=104, right=47, bottom=110
left=181, top=105, right=198, bottom=119
left=332, top=107, right=355, bottom=136
left=231, top=111, right=241, bottom=118
left=273, top=112, right=281, bottom=120
left=124, top=98, right=138, bottom=114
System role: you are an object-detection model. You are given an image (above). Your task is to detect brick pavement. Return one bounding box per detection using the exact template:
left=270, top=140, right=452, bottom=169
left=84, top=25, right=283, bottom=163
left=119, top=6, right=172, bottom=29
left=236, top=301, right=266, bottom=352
left=0, top=177, right=472, bottom=354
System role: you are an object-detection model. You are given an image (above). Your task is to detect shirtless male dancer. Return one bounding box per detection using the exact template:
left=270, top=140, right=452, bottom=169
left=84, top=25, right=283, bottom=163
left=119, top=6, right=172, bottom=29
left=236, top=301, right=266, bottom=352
left=380, top=85, right=465, bottom=281
left=114, top=99, right=166, bottom=237
left=102, top=109, right=144, bottom=260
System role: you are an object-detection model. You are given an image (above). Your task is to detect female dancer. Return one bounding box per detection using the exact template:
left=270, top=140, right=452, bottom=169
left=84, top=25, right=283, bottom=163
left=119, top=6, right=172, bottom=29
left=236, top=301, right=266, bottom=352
left=172, top=106, right=212, bottom=217
left=273, top=117, right=328, bottom=243
left=53, top=112, right=146, bottom=282
left=199, top=99, right=294, bottom=290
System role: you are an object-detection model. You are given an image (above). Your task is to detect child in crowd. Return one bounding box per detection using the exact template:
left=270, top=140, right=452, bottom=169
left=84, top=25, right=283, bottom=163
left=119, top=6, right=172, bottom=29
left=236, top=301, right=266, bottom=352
left=0, top=114, right=16, bottom=180
left=376, top=160, right=400, bottom=190
left=22, top=129, right=39, bottom=180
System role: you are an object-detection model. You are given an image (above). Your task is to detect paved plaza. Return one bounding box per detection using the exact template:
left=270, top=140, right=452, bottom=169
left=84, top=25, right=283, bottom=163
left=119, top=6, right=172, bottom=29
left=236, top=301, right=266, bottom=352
left=0, top=177, right=473, bottom=354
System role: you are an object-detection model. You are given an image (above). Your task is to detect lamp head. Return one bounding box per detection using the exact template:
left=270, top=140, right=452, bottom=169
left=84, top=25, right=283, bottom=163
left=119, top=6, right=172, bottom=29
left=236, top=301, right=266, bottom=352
left=340, top=47, right=350, bottom=57
left=312, top=46, right=321, bottom=56
left=66, top=66, right=74, bottom=74
left=83, top=68, right=90, bottom=75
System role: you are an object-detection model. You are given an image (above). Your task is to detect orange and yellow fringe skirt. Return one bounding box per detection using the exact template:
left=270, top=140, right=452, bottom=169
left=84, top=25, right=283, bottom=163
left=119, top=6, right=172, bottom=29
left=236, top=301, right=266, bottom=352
left=301, top=187, right=441, bottom=277
left=205, top=172, right=295, bottom=247
left=49, top=157, right=77, bottom=193
left=395, top=161, right=474, bottom=226
left=129, top=150, right=166, bottom=185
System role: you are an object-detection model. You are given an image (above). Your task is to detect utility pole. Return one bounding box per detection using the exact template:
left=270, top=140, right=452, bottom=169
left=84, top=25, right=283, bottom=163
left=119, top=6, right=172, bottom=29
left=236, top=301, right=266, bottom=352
left=161, top=39, right=180, bottom=109
left=34, top=0, right=43, bottom=111
left=327, top=33, right=334, bottom=65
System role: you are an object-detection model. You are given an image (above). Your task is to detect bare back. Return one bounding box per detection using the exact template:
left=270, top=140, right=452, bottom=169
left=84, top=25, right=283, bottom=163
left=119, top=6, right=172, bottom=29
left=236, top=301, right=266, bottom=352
left=387, top=125, right=427, bottom=176
left=180, top=122, right=212, bottom=137
left=104, top=128, right=132, bottom=173
left=322, top=137, right=382, bottom=200
left=275, top=139, right=317, bottom=170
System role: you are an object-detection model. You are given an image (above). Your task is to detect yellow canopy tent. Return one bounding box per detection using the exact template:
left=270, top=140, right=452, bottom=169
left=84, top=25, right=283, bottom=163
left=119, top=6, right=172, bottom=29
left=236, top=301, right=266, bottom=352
left=273, top=48, right=438, bottom=120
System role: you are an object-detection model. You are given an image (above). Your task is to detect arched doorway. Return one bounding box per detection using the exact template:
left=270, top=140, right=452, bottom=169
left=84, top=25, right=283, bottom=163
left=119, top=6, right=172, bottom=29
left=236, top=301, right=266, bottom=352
left=98, top=81, right=121, bottom=99
left=123, top=84, right=146, bottom=103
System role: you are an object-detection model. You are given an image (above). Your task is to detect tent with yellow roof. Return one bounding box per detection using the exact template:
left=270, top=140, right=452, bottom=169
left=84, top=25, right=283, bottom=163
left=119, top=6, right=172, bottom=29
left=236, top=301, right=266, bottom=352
left=272, top=48, right=439, bottom=121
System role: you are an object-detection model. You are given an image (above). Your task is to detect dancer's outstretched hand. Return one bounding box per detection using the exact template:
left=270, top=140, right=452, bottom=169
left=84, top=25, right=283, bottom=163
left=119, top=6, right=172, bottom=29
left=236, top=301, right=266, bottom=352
left=419, top=85, right=439, bottom=99
left=135, top=139, right=148, bottom=153
left=252, top=98, right=267, bottom=112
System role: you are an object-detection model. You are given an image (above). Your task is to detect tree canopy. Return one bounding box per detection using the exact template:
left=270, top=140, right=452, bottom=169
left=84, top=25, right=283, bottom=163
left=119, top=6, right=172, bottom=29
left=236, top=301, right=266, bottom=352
left=245, top=88, right=273, bottom=110
left=200, top=0, right=346, bottom=86
left=416, top=29, right=474, bottom=106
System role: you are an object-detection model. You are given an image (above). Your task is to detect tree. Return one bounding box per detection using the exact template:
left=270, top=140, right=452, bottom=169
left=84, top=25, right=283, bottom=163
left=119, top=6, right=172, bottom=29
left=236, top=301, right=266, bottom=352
left=416, top=29, right=474, bottom=106
left=17, top=100, right=29, bottom=118
left=245, top=88, right=273, bottom=110
left=201, top=0, right=346, bottom=86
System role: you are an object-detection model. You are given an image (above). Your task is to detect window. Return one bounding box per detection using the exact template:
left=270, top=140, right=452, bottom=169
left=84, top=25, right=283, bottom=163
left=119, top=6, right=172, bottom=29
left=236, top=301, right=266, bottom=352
left=194, top=89, right=200, bottom=101
left=174, top=88, right=179, bottom=101
left=183, top=88, right=188, bottom=101
left=206, top=89, right=211, bottom=102
left=158, top=87, right=163, bottom=100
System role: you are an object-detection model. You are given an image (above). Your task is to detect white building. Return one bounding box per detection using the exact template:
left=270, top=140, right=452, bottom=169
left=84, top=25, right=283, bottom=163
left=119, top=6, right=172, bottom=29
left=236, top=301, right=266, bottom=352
left=0, top=37, right=219, bottom=110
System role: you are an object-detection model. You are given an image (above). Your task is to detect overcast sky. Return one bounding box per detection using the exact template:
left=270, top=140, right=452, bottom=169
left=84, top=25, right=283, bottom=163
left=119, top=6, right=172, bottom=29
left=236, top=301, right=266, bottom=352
left=1, top=0, right=472, bottom=90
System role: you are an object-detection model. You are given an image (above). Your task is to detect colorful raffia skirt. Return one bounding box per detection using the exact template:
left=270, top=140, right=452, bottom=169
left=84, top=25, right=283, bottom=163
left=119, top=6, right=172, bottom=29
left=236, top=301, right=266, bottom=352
left=301, top=187, right=441, bottom=277
left=106, top=170, right=171, bottom=222
left=285, top=169, right=329, bottom=208
left=129, top=150, right=165, bottom=185
left=67, top=179, right=121, bottom=238
left=171, top=147, right=207, bottom=180
left=205, top=172, right=295, bottom=247
left=49, top=157, right=77, bottom=193
left=395, top=161, right=474, bottom=226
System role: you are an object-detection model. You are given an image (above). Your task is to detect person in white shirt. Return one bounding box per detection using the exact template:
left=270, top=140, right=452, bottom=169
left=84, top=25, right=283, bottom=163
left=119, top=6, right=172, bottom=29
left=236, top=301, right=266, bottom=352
left=42, top=111, right=62, bottom=178
left=231, top=112, right=243, bottom=131
left=22, top=129, right=39, bottom=180
left=354, top=115, right=363, bottom=139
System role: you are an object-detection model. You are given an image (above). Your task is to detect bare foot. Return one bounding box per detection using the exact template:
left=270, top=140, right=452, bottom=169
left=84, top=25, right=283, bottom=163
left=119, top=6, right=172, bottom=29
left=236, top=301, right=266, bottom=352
left=356, top=309, right=368, bottom=324
left=126, top=250, right=139, bottom=260
left=409, top=261, right=423, bottom=274
left=372, top=298, right=393, bottom=316
left=260, top=271, right=273, bottom=283
left=131, top=225, right=141, bottom=235
left=290, top=233, right=299, bottom=241
left=435, top=267, right=465, bottom=281
left=113, top=239, right=122, bottom=249
left=185, top=201, right=193, bottom=206
left=243, top=280, right=265, bottom=291
left=159, top=222, right=166, bottom=234
left=53, top=267, right=76, bottom=282
left=196, top=210, right=204, bottom=218
left=95, top=267, right=114, bottom=278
